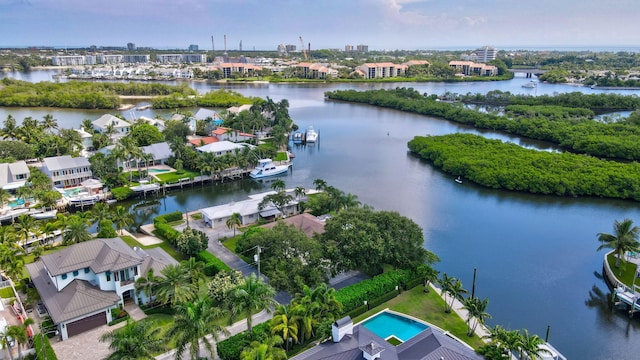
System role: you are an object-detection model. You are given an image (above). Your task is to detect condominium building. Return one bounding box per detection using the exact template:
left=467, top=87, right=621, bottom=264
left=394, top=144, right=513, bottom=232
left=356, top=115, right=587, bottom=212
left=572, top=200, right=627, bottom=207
left=296, top=62, right=338, bottom=79
left=51, top=55, right=96, bottom=66
left=345, top=44, right=354, bottom=52
left=182, top=54, right=207, bottom=63
left=356, top=44, right=369, bottom=52
left=356, top=62, right=407, bottom=79
left=122, top=54, right=150, bottom=64
left=474, top=46, right=498, bottom=63
left=217, top=63, right=262, bottom=78
left=97, top=54, right=124, bottom=64
left=449, top=61, right=498, bottom=76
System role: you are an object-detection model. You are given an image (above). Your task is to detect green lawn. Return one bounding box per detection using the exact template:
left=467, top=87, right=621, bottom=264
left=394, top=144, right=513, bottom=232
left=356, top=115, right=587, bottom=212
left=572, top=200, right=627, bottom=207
left=607, top=253, right=640, bottom=288
left=0, top=287, right=14, bottom=298
left=353, top=286, right=485, bottom=350
left=121, top=235, right=186, bottom=262
left=274, top=151, right=288, bottom=162
left=154, top=170, right=200, bottom=184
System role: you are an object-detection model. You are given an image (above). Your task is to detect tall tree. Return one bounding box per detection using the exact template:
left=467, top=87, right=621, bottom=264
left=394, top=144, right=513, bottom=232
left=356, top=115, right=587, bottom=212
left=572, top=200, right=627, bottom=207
left=99, top=319, right=166, bottom=360
left=112, top=205, right=133, bottom=235
left=40, top=114, right=58, bottom=134
left=270, top=179, right=286, bottom=192
left=462, top=296, right=491, bottom=336
left=313, top=178, right=327, bottom=191
left=226, top=212, right=242, bottom=237
left=62, top=215, right=92, bottom=245
left=270, top=305, right=298, bottom=350
left=154, top=264, right=196, bottom=306
left=167, top=298, right=229, bottom=360
left=135, top=268, right=161, bottom=303
left=14, top=214, right=39, bottom=248
left=6, top=317, right=34, bottom=360
left=226, top=273, right=277, bottom=333
left=597, top=218, right=640, bottom=267
left=240, top=336, right=287, bottom=360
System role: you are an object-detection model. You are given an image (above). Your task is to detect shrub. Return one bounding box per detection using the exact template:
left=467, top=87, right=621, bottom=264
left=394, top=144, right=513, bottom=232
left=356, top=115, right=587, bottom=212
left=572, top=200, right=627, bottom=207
left=217, top=323, right=269, bottom=360
left=154, top=211, right=183, bottom=224
left=368, top=289, right=400, bottom=309
left=197, top=250, right=232, bottom=276
left=176, top=228, right=209, bottom=257
left=335, top=269, right=418, bottom=313
left=32, top=335, right=57, bottom=360
left=111, top=187, right=133, bottom=200
left=153, top=223, right=180, bottom=245
left=97, top=219, right=118, bottom=238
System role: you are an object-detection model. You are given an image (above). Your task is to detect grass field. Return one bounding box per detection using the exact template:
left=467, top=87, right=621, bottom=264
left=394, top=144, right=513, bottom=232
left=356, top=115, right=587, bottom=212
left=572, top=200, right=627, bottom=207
left=607, top=252, right=640, bottom=288
left=154, top=170, right=200, bottom=184
left=121, top=235, right=186, bottom=261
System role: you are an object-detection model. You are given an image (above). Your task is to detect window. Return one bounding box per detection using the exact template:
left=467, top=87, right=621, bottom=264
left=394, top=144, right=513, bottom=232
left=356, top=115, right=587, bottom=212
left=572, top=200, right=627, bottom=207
left=106, top=271, right=111, bottom=281
left=61, top=273, right=67, bottom=280
left=73, top=270, right=79, bottom=276
left=84, top=268, right=90, bottom=274
left=114, top=272, right=119, bottom=281
left=133, top=267, right=138, bottom=276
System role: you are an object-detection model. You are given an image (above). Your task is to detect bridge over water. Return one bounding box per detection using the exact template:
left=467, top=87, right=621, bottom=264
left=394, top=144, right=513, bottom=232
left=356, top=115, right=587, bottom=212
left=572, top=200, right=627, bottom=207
left=508, top=68, right=547, bottom=78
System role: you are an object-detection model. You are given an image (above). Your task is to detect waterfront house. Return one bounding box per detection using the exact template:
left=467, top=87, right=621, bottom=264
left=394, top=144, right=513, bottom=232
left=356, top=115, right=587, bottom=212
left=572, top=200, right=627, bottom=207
left=0, top=161, right=30, bottom=191
left=196, top=140, right=254, bottom=156
left=291, top=314, right=483, bottom=360
left=200, top=190, right=300, bottom=229
left=194, top=108, right=224, bottom=126
left=92, top=114, right=131, bottom=137
left=25, top=237, right=177, bottom=340
left=260, top=213, right=324, bottom=237
left=74, top=128, right=94, bottom=153
left=296, top=62, right=338, bottom=79
left=137, top=116, right=166, bottom=132
left=99, top=141, right=172, bottom=169
left=356, top=62, right=408, bottom=79
left=211, top=127, right=254, bottom=142
left=41, top=155, right=92, bottom=188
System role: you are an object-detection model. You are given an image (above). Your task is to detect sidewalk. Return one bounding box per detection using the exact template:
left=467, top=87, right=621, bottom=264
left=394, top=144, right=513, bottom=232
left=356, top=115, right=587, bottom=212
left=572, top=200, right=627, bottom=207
left=431, top=284, right=491, bottom=341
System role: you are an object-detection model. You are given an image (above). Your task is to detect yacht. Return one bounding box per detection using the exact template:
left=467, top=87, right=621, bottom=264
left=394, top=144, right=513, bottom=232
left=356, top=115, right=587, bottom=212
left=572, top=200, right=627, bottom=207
left=522, top=81, right=537, bottom=88
left=292, top=131, right=304, bottom=144
left=305, top=126, right=318, bottom=143
left=250, top=159, right=291, bottom=179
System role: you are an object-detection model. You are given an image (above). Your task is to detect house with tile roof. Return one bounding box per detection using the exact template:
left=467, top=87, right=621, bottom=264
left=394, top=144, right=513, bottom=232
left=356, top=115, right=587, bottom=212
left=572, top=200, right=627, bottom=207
left=25, top=237, right=177, bottom=340
left=0, top=160, right=30, bottom=191
left=449, top=61, right=498, bottom=77
left=41, top=155, right=92, bottom=188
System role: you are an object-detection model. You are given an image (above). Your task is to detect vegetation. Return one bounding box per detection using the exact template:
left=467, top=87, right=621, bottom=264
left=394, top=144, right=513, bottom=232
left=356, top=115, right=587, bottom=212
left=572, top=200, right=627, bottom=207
left=598, top=218, right=640, bottom=267
left=480, top=326, right=550, bottom=360
left=99, top=319, right=167, bottom=360
left=152, top=89, right=256, bottom=109
left=175, top=227, right=208, bottom=257
left=196, top=250, right=232, bottom=276
left=409, top=133, right=640, bottom=200
left=327, top=88, right=640, bottom=161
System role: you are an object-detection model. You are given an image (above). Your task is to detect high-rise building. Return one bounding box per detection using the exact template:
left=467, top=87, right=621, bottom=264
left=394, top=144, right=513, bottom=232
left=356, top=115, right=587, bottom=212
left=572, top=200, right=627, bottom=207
left=188, top=44, right=199, bottom=51
left=285, top=44, right=297, bottom=53
left=474, top=46, right=497, bottom=63
left=127, top=42, right=136, bottom=51
left=356, top=44, right=368, bottom=53
left=345, top=44, right=353, bottom=52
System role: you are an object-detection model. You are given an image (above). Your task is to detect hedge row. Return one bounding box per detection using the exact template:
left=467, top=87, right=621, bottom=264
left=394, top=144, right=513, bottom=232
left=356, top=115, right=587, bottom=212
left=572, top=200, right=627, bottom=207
left=32, top=335, right=57, bottom=360
left=152, top=212, right=183, bottom=245
left=217, top=322, right=269, bottom=360
left=111, top=187, right=134, bottom=201
left=335, top=269, right=418, bottom=313
left=196, top=250, right=231, bottom=276
left=155, top=211, right=184, bottom=224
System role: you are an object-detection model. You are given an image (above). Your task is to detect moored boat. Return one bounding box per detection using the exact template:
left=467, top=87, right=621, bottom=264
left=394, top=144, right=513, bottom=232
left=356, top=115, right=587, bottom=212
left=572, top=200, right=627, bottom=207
left=522, top=81, right=537, bottom=88
left=292, top=131, right=303, bottom=144
left=305, top=126, right=318, bottom=143
left=31, top=209, right=58, bottom=220
left=250, top=159, right=290, bottom=179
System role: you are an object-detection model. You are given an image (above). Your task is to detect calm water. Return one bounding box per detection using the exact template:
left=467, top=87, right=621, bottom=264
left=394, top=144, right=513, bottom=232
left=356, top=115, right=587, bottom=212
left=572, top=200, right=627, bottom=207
left=4, top=70, right=640, bottom=358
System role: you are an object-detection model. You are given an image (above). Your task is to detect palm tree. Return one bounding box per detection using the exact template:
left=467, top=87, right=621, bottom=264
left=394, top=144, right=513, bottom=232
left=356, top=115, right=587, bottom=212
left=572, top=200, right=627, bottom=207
left=0, top=327, right=15, bottom=360
left=240, top=336, right=287, bottom=360
left=81, top=118, right=94, bottom=133
left=417, top=264, right=439, bottom=293
left=310, top=283, right=342, bottom=322
left=40, top=114, right=58, bottom=134
left=91, top=202, right=111, bottom=226
left=99, top=319, right=166, bottom=360
left=446, top=278, right=468, bottom=313
left=313, top=178, right=327, bottom=191
left=270, top=179, right=286, bottom=192
left=112, top=205, right=133, bottom=235
left=62, top=215, right=92, bottom=245
left=180, top=257, right=206, bottom=286
left=6, top=317, right=33, bottom=360
left=226, top=273, right=277, bottom=333
left=135, top=268, right=161, bottom=303
left=59, top=128, right=83, bottom=155
left=294, top=186, right=306, bottom=201
left=518, top=329, right=550, bottom=360
left=462, top=296, right=491, bottom=336
left=597, top=218, right=640, bottom=267
left=154, top=264, right=197, bottom=306
left=14, top=214, right=39, bottom=248
left=167, top=298, right=229, bottom=360
left=226, top=212, right=242, bottom=237
left=339, top=193, right=360, bottom=212
left=270, top=305, right=299, bottom=350
left=0, top=188, right=11, bottom=209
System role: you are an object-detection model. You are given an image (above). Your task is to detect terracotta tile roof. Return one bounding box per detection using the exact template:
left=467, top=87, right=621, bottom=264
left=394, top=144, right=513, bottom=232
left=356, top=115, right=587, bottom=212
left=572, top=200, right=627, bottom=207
left=189, top=137, right=219, bottom=146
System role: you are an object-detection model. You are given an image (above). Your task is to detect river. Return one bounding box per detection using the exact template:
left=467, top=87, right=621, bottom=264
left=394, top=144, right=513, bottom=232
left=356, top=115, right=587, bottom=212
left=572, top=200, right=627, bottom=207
left=3, top=70, right=640, bottom=359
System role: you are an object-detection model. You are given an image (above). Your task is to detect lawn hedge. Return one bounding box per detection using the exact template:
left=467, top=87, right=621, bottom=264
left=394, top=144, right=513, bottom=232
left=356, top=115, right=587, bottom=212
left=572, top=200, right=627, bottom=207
left=196, top=250, right=231, bottom=276
left=217, top=322, right=269, bottom=360
left=154, top=211, right=184, bottom=224
left=111, top=187, right=134, bottom=200
left=32, top=335, right=57, bottom=360
left=153, top=223, right=180, bottom=244
left=335, top=269, right=418, bottom=313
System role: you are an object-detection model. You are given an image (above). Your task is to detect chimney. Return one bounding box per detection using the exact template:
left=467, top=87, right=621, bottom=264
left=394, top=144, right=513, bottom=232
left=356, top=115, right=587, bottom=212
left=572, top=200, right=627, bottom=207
left=332, top=316, right=353, bottom=342
left=360, top=341, right=384, bottom=360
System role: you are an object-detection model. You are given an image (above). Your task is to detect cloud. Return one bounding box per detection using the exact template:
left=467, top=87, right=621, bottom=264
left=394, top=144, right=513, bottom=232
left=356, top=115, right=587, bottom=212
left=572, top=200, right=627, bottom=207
left=463, top=16, right=487, bottom=26
left=376, top=0, right=433, bottom=26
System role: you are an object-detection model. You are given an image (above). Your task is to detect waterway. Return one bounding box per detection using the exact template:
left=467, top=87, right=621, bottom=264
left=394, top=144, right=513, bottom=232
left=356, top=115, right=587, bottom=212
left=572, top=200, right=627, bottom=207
left=4, top=70, right=640, bottom=358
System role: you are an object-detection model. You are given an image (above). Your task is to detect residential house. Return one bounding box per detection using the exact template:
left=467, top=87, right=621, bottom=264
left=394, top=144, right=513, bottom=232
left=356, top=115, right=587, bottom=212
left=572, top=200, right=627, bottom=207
left=137, top=116, right=166, bottom=132
left=296, top=62, right=338, bottom=79
left=0, top=161, right=30, bottom=191
left=226, top=104, right=252, bottom=114
left=260, top=213, right=324, bottom=238
left=92, top=114, right=131, bottom=137
left=211, top=127, right=254, bottom=143
left=194, top=108, right=224, bottom=126
left=201, top=190, right=300, bottom=229
left=74, top=128, right=94, bottom=152
left=196, top=140, right=253, bottom=156
left=188, top=136, right=219, bottom=147
left=291, top=313, right=483, bottom=360
left=98, top=141, right=172, bottom=169
left=26, top=238, right=177, bottom=340
left=41, top=155, right=92, bottom=188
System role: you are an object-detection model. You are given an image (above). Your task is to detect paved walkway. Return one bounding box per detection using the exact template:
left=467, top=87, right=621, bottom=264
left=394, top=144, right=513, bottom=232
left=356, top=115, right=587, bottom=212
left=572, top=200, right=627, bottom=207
left=431, top=284, right=491, bottom=341
left=124, top=303, right=147, bottom=321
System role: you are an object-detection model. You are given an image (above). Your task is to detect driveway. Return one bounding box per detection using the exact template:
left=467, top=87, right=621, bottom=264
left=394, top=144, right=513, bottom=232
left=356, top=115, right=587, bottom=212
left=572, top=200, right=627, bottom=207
left=51, top=322, right=126, bottom=360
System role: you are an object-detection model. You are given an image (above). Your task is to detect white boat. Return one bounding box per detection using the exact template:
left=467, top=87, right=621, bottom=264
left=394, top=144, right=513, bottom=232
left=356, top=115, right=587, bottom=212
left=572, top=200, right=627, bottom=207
left=292, top=131, right=303, bottom=144
left=522, top=81, right=537, bottom=88
left=305, top=126, right=318, bottom=143
left=250, top=159, right=290, bottom=179
left=31, top=209, right=58, bottom=220
left=455, top=176, right=463, bottom=184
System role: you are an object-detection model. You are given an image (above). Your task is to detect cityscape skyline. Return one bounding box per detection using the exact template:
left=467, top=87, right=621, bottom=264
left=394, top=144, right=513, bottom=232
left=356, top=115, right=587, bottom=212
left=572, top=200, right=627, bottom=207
left=0, top=0, right=638, bottom=51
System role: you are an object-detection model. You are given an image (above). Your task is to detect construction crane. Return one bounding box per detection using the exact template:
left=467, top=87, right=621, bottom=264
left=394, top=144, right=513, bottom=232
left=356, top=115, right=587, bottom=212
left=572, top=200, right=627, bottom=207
left=299, top=36, right=307, bottom=60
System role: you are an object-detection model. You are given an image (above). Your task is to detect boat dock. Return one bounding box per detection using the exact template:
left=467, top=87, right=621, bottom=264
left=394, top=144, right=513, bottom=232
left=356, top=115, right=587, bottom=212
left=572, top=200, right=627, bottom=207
left=613, top=285, right=640, bottom=317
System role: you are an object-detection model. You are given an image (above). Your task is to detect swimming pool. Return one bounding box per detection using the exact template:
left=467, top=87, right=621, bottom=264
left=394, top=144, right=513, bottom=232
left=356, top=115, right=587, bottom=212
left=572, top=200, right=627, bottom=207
left=8, top=198, right=24, bottom=208
left=148, top=169, right=171, bottom=173
left=360, top=311, right=428, bottom=343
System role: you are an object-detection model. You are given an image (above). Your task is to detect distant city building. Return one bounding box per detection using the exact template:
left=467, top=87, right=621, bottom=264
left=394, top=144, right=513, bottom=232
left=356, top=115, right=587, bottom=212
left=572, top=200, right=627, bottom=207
left=188, top=44, right=199, bottom=51
left=285, top=44, right=297, bottom=53
left=345, top=44, right=354, bottom=52
left=296, top=62, right=338, bottom=79
left=216, top=63, right=262, bottom=78
left=51, top=55, right=96, bottom=66
left=277, top=44, right=287, bottom=55
left=122, top=54, right=150, bottom=64
left=97, top=54, right=123, bottom=64
left=474, top=46, right=497, bottom=63
left=127, top=42, right=136, bottom=51
left=156, top=54, right=207, bottom=64
left=356, top=44, right=368, bottom=52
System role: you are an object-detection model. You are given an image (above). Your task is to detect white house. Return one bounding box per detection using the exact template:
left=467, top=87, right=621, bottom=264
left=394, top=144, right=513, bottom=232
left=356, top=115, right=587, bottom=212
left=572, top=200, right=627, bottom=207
left=0, top=161, right=30, bottom=191
left=41, top=155, right=92, bottom=188
left=74, top=128, right=94, bottom=152
left=196, top=140, right=253, bottom=156
left=25, top=238, right=177, bottom=340
left=92, top=114, right=131, bottom=137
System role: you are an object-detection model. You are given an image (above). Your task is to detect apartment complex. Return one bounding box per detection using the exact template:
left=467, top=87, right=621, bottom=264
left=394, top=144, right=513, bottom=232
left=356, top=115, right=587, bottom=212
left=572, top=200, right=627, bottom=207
left=474, top=46, right=498, bottom=62
left=157, top=54, right=207, bottom=64
left=51, top=55, right=97, bottom=66
left=216, top=63, right=262, bottom=78
left=296, top=62, right=338, bottom=79
left=449, top=61, right=498, bottom=76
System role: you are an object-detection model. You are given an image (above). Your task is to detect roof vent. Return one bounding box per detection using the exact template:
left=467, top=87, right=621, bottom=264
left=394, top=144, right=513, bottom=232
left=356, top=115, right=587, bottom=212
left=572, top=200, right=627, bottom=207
left=360, top=341, right=384, bottom=360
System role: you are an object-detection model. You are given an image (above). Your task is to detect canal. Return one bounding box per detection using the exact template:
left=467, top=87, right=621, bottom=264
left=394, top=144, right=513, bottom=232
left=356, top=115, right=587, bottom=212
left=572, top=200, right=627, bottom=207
left=3, top=70, right=640, bottom=358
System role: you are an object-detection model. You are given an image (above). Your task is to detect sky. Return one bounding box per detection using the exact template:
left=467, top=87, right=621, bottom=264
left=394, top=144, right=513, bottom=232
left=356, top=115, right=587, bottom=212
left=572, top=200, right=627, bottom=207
left=0, top=0, right=638, bottom=51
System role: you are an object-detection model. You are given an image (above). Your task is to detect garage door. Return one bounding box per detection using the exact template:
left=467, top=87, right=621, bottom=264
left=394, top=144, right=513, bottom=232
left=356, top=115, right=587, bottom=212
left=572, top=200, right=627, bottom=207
left=66, top=311, right=107, bottom=338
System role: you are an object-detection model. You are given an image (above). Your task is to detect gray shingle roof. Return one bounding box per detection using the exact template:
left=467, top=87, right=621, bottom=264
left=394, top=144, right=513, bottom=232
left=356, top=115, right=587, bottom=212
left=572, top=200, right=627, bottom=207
left=25, top=261, right=120, bottom=324
left=42, top=155, right=90, bottom=171
left=92, top=114, right=130, bottom=129
left=141, top=141, right=172, bottom=161
left=0, top=161, right=29, bottom=188
left=194, top=108, right=221, bottom=120
left=41, top=238, right=143, bottom=276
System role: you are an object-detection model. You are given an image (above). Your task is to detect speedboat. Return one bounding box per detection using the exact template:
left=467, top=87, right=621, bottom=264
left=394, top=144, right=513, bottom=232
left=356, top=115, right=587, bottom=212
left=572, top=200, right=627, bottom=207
left=455, top=176, right=463, bottom=184
left=250, top=159, right=290, bottom=179
left=31, top=209, right=58, bottom=220
left=522, top=81, right=537, bottom=88
left=305, top=126, right=318, bottom=143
